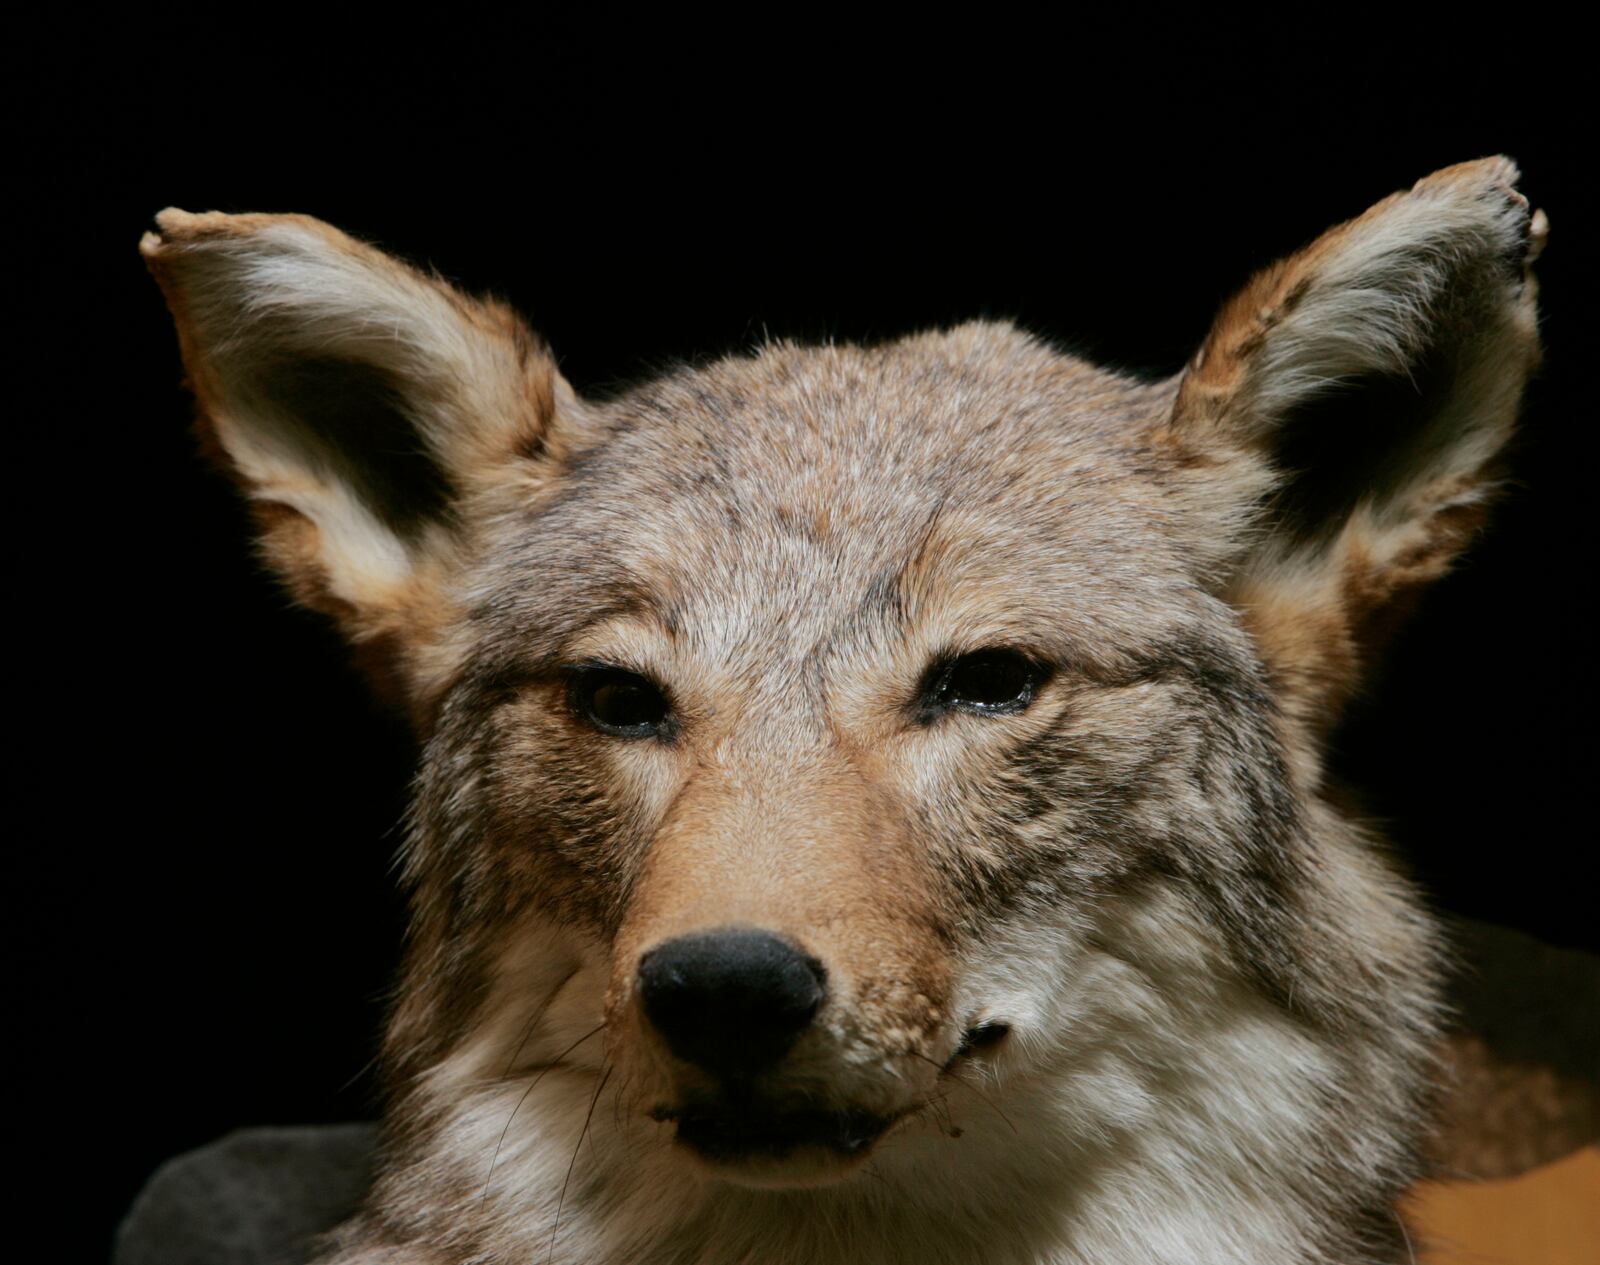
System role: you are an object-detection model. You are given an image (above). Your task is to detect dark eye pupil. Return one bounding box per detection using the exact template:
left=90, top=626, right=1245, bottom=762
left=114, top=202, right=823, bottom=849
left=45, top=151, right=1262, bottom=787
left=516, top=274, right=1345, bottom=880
left=576, top=670, right=670, bottom=735
left=939, top=649, right=1039, bottom=714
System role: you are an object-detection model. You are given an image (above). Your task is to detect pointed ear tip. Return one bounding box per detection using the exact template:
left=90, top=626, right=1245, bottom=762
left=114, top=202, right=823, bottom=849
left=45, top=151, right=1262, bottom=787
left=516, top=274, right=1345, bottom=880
left=140, top=208, right=185, bottom=258
left=145, top=207, right=304, bottom=246
left=151, top=205, right=200, bottom=233
left=1415, top=155, right=1532, bottom=208
left=1403, top=157, right=1550, bottom=263
left=140, top=208, right=215, bottom=259
left=1477, top=153, right=1522, bottom=185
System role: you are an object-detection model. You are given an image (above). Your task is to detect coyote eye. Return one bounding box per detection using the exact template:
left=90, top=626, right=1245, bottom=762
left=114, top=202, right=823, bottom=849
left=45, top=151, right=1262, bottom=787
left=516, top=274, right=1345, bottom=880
left=569, top=666, right=673, bottom=738
left=923, top=648, right=1046, bottom=720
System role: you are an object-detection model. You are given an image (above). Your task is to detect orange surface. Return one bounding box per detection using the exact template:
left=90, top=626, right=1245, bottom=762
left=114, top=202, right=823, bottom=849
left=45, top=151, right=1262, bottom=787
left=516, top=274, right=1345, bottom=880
left=1407, top=1148, right=1600, bottom=1265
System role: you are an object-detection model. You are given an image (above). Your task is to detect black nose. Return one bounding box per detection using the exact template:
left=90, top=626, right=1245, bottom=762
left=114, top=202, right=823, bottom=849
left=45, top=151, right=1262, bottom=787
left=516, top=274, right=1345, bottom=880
left=637, top=928, right=827, bottom=1080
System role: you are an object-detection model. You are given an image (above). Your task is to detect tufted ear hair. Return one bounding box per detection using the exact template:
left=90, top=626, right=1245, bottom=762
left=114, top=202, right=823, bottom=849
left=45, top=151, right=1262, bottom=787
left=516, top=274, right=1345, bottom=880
left=1159, top=158, right=1545, bottom=744
left=143, top=209, right=592, bottom=710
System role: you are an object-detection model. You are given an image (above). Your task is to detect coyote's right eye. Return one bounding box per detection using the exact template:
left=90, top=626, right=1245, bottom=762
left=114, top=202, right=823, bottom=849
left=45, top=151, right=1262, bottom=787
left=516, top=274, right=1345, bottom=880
left=568, top=666, right=673, bottom=739
left=916, top=647, right=1048, bottom=722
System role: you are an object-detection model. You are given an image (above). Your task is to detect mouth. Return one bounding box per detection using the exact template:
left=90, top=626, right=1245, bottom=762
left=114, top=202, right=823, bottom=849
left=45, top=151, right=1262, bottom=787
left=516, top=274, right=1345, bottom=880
left=650, top=1021, right=1012, bottom=1183
left=664, top=1100, right=895, bottom=1164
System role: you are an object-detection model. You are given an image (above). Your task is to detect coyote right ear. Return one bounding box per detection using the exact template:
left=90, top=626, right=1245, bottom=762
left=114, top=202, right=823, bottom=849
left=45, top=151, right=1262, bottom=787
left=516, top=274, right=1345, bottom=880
left=1159, top=158, right=1545, bottom=742
left=143, top=210, right=595, bottom=707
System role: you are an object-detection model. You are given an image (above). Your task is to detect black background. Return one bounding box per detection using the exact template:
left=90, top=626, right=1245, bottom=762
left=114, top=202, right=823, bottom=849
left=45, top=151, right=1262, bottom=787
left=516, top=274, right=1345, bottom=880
left=16, top=22, right=1596, bottom=1259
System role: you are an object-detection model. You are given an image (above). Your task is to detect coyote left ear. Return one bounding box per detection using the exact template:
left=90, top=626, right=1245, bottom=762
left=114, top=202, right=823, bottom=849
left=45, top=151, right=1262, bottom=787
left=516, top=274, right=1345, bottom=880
left=1164, top=158, right=1546, bottom=739
left=143, top=209, right=592, bottom=710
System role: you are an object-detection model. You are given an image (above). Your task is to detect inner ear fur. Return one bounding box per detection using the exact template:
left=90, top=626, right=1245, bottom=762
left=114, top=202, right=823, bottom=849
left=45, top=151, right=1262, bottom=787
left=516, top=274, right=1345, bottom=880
left=1162, top=157, right=1545, bottom=740
left=143, top=209, right=587, bottom=710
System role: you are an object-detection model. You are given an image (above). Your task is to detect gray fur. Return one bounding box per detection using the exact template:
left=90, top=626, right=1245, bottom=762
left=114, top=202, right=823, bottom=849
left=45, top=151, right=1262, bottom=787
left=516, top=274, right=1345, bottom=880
left=142, top=159, right=1546, bottom=1264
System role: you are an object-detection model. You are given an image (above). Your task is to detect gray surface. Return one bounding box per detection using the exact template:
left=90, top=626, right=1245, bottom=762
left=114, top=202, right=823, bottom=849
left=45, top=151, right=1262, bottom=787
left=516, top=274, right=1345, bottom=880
left=114, top=1124, right=377, bottom=1265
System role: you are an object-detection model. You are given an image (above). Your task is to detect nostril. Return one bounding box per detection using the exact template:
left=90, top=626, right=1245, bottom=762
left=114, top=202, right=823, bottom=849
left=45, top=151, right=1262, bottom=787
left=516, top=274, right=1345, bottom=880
left=637, top=928, right=827, bottom=1080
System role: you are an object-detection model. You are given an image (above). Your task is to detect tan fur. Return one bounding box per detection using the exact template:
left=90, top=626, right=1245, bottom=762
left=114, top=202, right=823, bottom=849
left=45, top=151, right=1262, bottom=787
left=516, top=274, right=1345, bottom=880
left=1168, top=158, right=1544, bottom=756
left=146, top=158, right=1549, bottom=1264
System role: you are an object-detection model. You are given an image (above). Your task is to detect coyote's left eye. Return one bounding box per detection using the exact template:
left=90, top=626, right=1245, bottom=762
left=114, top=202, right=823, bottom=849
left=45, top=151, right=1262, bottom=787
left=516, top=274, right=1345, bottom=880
left=921, top=648, right=1047, bottom=720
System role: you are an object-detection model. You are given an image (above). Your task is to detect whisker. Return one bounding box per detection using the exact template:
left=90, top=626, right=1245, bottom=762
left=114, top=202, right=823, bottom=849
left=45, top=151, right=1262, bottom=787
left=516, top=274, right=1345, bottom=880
left=500, top=964, right=584, bottom=1082
left=908, top=1050, right=1017, bottom=1135
left=480, top=1022, right=605, bottom=1209
left=547, top=1064, right=613, bottom=1264
left=1395, top=1210, right=1418, bottom=1265
left=611, top=1067, right=640, bottom=1133
left=336, top=1049, right=382, bottom=1096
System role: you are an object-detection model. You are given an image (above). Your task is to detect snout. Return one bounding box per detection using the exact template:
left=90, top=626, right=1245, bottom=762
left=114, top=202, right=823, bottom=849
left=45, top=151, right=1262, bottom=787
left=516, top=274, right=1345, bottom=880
left=633, top=926, right=907, bottom=1184
left=638, top=928, right=827, bottom=1081
left=612, top=760, right=958, bottom=1184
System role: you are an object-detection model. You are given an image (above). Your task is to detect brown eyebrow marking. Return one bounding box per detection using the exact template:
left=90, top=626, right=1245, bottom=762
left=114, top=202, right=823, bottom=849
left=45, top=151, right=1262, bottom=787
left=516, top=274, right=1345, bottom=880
left=857, top=497, right=949, bottom=625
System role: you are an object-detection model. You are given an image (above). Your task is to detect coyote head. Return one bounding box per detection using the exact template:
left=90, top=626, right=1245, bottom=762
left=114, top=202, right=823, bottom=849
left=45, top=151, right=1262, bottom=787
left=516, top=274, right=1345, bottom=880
left=145, top=159, right=1543, bottom=1264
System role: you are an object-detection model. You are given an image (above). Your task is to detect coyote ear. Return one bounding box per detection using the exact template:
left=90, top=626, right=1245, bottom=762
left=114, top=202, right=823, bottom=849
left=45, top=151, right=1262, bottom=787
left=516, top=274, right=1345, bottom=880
left=143, top=209, right=587, bottom=703
left=1165, top=158, right=1545, bottom=738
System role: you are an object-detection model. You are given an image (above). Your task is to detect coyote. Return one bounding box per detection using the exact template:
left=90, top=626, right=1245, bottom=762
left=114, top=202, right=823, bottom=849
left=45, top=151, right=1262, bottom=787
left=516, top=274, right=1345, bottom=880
left=143, top=158, right=1545, bottom=1264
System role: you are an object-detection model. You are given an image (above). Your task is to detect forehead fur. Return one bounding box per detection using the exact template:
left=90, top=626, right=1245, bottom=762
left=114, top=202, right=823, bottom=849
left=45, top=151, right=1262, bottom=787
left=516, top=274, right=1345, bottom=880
left=468, top=321, right=1220, bottom=675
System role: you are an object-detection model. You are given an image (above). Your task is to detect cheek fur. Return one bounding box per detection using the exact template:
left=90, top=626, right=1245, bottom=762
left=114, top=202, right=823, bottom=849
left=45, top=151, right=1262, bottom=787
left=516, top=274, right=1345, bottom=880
left=461, top=691, right=665, bottom=934
left=898, top=677, right=1205, bottom=927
